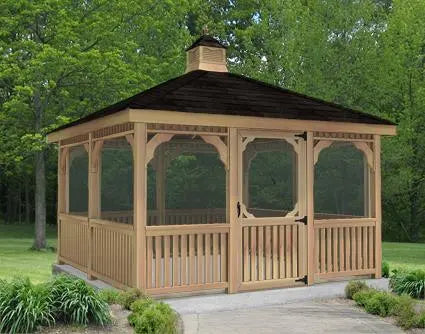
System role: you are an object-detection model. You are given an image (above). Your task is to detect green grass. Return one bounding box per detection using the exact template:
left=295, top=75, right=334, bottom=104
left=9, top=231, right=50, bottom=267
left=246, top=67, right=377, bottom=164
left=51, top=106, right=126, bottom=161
left=0, top=224, right=57, bottom=284
left=383, top=242, right=425, bottom=271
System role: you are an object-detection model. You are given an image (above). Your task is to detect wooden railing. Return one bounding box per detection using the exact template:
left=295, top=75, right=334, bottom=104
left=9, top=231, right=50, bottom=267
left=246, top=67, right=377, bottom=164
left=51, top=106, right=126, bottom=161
left=58, top=214, right=89, bottom=271
left=240, top=218, right=307, bottom=291
left=91, top=219, right=135, bottom=288
left=314, top=218, right=376, bottom=279
left=147, top=208, right=226, bottom=225
left=145, top=224, right=229, bottom=295
left=101, top=211, right=133, bottom=224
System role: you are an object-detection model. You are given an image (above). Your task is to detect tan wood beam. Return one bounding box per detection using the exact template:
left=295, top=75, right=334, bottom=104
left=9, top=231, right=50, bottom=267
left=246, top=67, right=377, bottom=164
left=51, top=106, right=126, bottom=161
left=87, top=133, right=94, bottom=280
left=228, top=128, right=240, bottom=293
left=129, top=109, right=397, bottom=136
left=134, top=123, right=147, bottom=290
left=306, top=131, right=315, bottom=285
left=373, top=135, right=382, bottom=278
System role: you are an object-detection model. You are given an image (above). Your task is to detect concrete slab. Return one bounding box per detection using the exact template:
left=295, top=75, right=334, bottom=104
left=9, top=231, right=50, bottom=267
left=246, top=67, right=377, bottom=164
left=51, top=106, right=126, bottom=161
left=52, top=264, right=114, bottom=290
left=181, top=300, right=403, bottom=334
left=164, top=278, right=389, bottom=315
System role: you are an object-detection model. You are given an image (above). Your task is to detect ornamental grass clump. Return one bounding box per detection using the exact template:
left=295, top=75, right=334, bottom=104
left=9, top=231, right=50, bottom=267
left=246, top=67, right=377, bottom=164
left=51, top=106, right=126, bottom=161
left=390, top=269, right=425, bottom=299
left=49, top=274, right=111, bottom=326
left=345, top=280, right=369, bottom=299
left=128, top=298, right=177, bottom=334
left=98, top=288, right=121, bottom=305
left=0, top=277, right=55, bottom=334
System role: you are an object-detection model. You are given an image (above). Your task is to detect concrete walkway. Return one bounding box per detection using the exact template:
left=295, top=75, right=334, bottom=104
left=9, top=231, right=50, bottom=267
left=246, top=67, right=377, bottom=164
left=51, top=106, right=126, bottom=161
left=181, top=300, right=403, bottom=334
left=165, top=279, right=403, bottom=333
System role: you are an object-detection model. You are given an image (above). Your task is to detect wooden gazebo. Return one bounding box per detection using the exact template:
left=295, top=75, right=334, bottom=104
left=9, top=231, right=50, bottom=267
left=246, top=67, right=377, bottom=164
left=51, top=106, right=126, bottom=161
left=47, top=35, right=396, bottom=296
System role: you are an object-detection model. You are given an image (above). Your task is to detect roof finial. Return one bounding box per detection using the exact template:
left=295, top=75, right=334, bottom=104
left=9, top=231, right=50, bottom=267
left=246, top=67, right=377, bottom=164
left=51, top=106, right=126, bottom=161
left=202, top=25, right=209, bottom=35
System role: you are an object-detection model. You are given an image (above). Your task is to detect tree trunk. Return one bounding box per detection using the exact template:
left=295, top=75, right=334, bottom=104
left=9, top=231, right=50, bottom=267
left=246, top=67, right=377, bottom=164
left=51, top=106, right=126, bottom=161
left=33, top=91, right=47, bottom=249
left=34, top=150, right=46, bottom=249
left=25, top=174, right=31, bottom=224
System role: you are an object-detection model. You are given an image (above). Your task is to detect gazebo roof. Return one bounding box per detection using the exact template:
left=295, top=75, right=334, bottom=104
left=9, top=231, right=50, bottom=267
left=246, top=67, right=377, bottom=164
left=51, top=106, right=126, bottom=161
left=51, top=69, right=394, bottom=133
left=186, top=34, right=227, bottom=51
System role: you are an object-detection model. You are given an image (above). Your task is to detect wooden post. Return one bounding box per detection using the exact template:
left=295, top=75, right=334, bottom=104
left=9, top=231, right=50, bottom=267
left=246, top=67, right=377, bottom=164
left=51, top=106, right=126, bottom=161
left=87, top=133, right=94, bottom=279
left=306, top=131, right=315, bottom=285
left=57, top=143, right=64, bottom=264
left=134, top=123, right=147, bottom=290
left=228, top=128, right=240, bottom=293
left=156, top=146, right=166, bottom=225
left=374, top=135, right=382, bottom=278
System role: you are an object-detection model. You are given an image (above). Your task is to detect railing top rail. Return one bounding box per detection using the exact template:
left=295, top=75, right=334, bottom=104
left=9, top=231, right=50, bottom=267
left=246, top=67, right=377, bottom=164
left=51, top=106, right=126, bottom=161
left=314, top=218, right=376, bottom=228
left=146, top=223, right=230, bottom=236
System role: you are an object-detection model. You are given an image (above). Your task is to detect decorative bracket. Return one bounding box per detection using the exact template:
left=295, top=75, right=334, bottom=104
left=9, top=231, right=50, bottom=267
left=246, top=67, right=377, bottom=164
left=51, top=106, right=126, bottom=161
left=200, top=135, right=228, bottom=169
left=146, top=133, right=174, bottom=165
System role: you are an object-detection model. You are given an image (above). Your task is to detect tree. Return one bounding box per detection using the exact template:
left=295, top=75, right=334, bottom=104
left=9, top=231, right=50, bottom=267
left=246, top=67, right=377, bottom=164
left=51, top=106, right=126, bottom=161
left=0, top=0, right=191, bottom=248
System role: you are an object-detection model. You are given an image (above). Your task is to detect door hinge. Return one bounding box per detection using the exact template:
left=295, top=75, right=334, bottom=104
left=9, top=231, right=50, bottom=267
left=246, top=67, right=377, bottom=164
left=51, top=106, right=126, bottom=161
left=295, top=131, right=307, bottom=141
left=237, top=202, right=241, bottom=218
left=296, top=275, right=308, bottom=284
left=295, top=216, right=308, bottom=225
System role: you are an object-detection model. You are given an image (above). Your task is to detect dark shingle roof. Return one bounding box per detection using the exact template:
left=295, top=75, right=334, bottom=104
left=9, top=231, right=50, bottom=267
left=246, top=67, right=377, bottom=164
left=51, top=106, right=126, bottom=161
left=186, top=35, right=227, bottom=51
left=50, top=70, right=394, bottom=133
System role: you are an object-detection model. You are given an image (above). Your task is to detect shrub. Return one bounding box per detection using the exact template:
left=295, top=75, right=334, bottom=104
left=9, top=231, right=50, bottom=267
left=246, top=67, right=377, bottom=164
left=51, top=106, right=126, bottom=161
left=382, top=262, right=390, bottom=278
left=128, top=298, right=155, bottom=326
left=119, top=288, right=144, bottom=310
left=98, top=288, right=121, bottom=305
left=0, top=277, right=54, bottom=334
left=49, top=275, right=111, bottom=326
left=353, top=289, right=378, bottom=307
left=390, top=269, right=425, bottom=299
left=345, top=280, right=369, bottom=299
left=363, top=291, right=399, bottom=317
left=415, top=310, right=425, bottom=328
left=132, top=302, right=177, bottom=334
left=392, top=295, right=417, bottom=329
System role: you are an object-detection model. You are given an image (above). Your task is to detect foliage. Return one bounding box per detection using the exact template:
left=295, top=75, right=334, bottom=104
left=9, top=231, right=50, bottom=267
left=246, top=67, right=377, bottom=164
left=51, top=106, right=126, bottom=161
left=119, top=288, right=145, bottom=310
left=353, top=289, right=379, bottom=307
left=345, top=280, right=369, bottom=300
left=351, top=285, right=425, bottom=330
left=390, top=269, right=425, bottom=299
left=129, top=299, right=177, bottom=334
left=98, top=288, right=121, bottom=305
left=0, top=277, right=54, bottom=334
left=363, top=291, right=400, bottom=317
left=382, top=262, right=390, bottom=278
left=49, top=275, right=111, bottom=326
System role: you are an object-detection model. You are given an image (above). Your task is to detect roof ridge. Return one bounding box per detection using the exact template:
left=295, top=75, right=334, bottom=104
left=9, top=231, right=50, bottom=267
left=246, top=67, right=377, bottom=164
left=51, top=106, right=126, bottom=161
left=226, top=72, right=394, bottom=125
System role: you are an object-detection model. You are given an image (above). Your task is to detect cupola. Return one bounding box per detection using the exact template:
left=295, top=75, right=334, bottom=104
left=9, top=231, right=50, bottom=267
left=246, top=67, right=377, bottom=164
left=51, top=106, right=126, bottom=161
left=185, top=35, right=228, bottom=73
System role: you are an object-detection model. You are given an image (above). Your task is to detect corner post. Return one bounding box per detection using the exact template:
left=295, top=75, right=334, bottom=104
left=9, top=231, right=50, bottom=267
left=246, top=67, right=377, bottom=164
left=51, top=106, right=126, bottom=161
left=57, top=142, right=65, bottom=264
left=306, top=131, right=315, bottom=285
left=374, top=135, right=382, bottom=278
left=156, top=146, right=166, bottom=225
left=134, top=123, right=147, bottom=290
left=228, top=128, right=240, bottom=293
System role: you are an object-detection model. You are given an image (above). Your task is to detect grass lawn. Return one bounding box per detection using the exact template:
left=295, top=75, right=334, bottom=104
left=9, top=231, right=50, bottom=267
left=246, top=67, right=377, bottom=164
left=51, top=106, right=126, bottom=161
left=383, top=241, right=425, bottom=271
left=0, top=223, right=57, bottom=283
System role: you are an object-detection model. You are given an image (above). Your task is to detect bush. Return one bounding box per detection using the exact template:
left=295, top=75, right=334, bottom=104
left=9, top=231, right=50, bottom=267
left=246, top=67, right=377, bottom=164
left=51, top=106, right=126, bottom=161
left=128, top=298, right=155, bottom=326
left=345, top=280, right=369, bottom=299
left=0, top=277, right=54, bottom=334
left=49, top=275, right=111, bottom=326
left=390, top=269, right=425, bottom=299
left=353, top=289, right=378, bottom=307
left=132, top=302, right=177, bottom=334
left=382, top=262, right=390, bottom=278
left=415, top=310, right=425, bottom=328
left=392, top=295, right=417, bottom=329
left=363, top=291, right=399, bottom=317
left=98, top=288, right=121, bottom=305
left=119, top=288, right=145, bottom=310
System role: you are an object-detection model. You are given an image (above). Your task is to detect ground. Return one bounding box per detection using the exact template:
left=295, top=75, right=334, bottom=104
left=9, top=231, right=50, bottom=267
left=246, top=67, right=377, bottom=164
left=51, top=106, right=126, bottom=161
left=383, top=241, right=425, bottom=271
left=181, top=299, right=403, bottom=334
left=0, top=223, right=57, bottom=283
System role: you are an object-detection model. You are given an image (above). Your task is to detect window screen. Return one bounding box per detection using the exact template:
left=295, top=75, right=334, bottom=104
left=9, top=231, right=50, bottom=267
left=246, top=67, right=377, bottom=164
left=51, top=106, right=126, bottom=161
left=242, top=138, right=297, bottom=217
left=100, top=137, right=133, bottom=224
left=314, top=142, right=369, bottom=219
left=147, top=135, right=226, bottom=225
left=68, top=145, right=88, bottom=216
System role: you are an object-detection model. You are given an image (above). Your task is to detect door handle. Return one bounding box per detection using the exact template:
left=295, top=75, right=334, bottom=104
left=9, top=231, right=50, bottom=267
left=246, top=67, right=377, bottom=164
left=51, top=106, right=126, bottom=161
left=237, top=202, right=241, bottom=218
